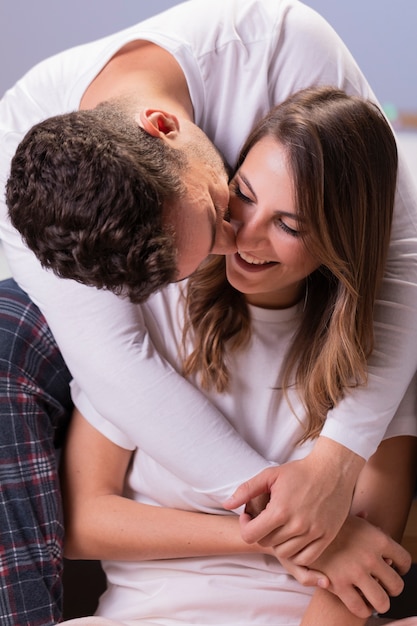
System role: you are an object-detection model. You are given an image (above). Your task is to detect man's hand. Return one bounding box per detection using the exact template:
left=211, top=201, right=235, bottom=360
left=289, top=514, right=411, bottom=619
left=223, top=437, right=365, bottom=565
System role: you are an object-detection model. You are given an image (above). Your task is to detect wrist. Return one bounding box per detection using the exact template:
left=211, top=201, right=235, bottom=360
left=312, top=436, right=365, bottom=491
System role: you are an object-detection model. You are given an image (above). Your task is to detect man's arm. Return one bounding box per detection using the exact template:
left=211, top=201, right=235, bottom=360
left=0, top=50, right=272, bottom=507
left=273, top=0, right=417, bottom=462
left=224, top=371, right=417, bottom=562
left=1, top=235, right=272, bottom=503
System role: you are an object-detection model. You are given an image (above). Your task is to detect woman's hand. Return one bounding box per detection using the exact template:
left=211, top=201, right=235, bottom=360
left=282, top=514, right=411, bottom=619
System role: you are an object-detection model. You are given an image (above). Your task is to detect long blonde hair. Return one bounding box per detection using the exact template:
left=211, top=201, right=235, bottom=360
left=182, top=87, right=398, bottom=441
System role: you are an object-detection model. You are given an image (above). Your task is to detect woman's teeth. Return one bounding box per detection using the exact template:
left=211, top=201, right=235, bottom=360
left=238, top=251, right=271, bottom=265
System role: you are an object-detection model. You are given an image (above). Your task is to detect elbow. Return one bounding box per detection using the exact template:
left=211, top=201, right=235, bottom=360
left=63, top=542, right=85, bottom=561
left=64, top=524, right=95, bottom=560
left=63, top=510, right=101, bottom=560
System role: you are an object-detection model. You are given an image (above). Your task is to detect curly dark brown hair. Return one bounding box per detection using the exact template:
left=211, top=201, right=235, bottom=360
left=6, top=101, right=187, bottom=303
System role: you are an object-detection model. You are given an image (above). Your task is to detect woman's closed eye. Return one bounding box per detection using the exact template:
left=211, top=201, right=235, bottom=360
left=275, top=217, right=300, bottom=238
left=231, top=181, right=252, bottom=204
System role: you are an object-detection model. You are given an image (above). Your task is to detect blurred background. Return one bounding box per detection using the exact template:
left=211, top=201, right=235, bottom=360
left=1, top=0, right=416, bottom=276
left=1, top=0, right=416, bottom=116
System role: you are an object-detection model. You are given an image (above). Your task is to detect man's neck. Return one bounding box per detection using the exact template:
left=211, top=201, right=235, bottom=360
left=80, top=40, right=193, bottom=121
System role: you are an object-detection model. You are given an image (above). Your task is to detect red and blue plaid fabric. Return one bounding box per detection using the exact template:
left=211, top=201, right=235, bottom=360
left=0, top=278, right=73, bottom=625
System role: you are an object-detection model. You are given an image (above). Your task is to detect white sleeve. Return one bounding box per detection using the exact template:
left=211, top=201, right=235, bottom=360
left=269, top=2, right=417, bottom=459
left=319, top=155, right=417, bottom=458
left=382, top=371, right=417, bottom=441
left=2, top=237, right=271, bottom=503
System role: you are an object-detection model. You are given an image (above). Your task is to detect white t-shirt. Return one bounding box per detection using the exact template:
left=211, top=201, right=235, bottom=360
left=0, top=0, right=416, bottom=501
left=73, top=283, right=417, bottom=625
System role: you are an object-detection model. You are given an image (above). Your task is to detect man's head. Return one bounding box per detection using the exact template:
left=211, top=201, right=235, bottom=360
left=6, top=100, right=235, bottom=303
left=142, top=111, right=236, bottom=279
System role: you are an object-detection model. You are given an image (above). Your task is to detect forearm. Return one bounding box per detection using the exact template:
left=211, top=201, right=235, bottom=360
left=309, top=436, right=365, bottom=504
left=62, top=410, right=269, bottom=562
left=300, top=588, right=366, bottom=626
left=64, top=496, right=266, bottom=561
left=351, top=435, right=417, bottom=541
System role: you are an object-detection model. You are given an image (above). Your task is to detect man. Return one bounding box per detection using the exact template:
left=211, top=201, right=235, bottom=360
left=0, top=1, right=416, bottom=624
left=6, top=101, right=236, bottom=302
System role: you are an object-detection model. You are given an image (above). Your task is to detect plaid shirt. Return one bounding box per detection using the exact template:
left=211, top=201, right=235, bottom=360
left=0, top=279, right=72, bottom=625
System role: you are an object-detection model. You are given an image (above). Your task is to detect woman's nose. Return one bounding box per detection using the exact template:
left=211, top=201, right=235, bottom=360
left=236, top=214, right=267, bottom=247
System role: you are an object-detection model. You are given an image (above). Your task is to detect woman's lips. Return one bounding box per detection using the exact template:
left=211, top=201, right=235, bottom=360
left=234, top=251, right=279, bottom=272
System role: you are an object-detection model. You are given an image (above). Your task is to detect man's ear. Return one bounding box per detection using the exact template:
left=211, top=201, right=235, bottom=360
left=137, top=109, right=180, bottom=137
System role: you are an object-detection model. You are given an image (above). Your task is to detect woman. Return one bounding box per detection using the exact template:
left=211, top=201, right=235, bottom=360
left=61, top=88, right=417, bottom=626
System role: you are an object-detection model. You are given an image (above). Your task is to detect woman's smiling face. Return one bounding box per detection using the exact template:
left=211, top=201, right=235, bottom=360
left=226, top=136, right=320, bottom=309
